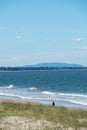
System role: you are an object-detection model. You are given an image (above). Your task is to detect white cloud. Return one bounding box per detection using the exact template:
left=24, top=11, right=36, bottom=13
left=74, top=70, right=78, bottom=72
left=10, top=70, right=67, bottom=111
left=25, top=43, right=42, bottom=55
left=71, top=37, right=87, bottom=42
left=15, top=35, right=34, bottom=43
left=71, top=38, right=81, bottom=42
left=15, top=36, right=87, bottom=43
left=44, top=37, right=83, bottom=42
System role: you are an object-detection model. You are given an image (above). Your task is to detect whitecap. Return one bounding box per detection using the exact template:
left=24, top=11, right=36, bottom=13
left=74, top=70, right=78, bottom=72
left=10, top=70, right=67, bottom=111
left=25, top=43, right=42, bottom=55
left=8, top=84, right=15, bottom=89
left=42, top=91, right=55, bottom=95
left=30, top=87, right=38, bottom=90
left=57, top=92, right=87, bottom=98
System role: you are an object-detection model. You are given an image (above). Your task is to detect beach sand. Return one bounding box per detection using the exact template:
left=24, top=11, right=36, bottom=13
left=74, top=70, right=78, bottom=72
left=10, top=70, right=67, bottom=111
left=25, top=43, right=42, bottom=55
left=0, top=99, right=87, bottom=130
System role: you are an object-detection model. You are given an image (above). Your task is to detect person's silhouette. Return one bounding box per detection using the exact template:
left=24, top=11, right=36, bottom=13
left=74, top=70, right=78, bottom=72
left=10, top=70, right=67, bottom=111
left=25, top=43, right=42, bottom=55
left=52, top=101, right=55, bottom=106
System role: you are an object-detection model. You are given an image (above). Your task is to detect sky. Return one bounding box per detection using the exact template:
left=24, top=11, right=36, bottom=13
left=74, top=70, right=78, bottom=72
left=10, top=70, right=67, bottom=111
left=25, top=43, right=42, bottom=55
left=0, top=0, right=87, bottom=66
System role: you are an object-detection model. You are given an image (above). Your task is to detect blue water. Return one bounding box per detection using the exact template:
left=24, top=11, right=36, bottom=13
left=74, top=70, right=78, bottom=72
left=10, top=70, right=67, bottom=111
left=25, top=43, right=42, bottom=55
left=0, top=70, right=87, bottom=108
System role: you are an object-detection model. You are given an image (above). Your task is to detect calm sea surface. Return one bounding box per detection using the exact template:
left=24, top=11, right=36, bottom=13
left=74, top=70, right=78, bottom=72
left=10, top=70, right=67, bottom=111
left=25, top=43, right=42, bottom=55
left=0, top=70, right=87, bottom=108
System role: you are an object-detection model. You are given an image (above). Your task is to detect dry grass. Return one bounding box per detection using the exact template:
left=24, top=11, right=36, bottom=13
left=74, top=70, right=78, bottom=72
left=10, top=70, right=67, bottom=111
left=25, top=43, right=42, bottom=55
left=0, top=99, right=87, bottom=130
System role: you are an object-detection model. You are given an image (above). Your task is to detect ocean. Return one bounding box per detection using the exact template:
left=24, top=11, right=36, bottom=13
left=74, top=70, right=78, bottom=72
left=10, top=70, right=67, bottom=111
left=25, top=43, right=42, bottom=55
left=0, top=70, right=87, bottom=108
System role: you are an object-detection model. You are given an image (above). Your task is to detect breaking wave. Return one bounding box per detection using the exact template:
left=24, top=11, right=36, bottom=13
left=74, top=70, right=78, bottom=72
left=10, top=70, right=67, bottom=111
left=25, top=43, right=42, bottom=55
left=7, top=84, right=15, bottom=89
left=42, top=91, right=55, bottom=95
left=30, top=87, right=39, bottom=90
left=0, top=86, right=87, bottom=107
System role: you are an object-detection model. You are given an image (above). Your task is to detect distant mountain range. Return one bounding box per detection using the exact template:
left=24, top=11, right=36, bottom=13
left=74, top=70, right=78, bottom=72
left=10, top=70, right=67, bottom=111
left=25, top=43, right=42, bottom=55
left=24, top=62, right=84, bottom=68
left=0, top=62, right=85, bottom=71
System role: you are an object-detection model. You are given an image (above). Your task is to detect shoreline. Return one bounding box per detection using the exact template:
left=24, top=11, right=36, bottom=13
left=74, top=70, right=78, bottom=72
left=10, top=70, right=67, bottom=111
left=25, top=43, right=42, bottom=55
left=0, top=92, right=87, bottom=109
left=0, top=67, right=87, bottom=72
left=0, top=98, right=86, bottom=111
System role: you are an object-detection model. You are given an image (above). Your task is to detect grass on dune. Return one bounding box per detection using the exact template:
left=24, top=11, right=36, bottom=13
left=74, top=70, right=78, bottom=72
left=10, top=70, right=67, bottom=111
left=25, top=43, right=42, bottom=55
left=0, top=101, right=87, bottom=129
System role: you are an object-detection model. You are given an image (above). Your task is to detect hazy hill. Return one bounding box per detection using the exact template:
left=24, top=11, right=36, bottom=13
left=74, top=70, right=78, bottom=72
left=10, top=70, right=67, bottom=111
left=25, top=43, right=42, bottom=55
left=24, top=62, right=84, bottom=68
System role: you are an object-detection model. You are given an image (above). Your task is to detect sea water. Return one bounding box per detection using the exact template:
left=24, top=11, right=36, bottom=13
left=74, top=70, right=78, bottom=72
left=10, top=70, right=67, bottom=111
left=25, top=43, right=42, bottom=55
left=0, top=70, right=87, bottom=108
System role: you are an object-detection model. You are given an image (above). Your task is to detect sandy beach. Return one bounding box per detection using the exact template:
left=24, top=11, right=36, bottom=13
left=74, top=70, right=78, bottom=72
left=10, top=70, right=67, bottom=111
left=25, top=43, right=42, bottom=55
left=0, top=99, right=56, bottom=130
left=0, top=99, right=87, bottom=130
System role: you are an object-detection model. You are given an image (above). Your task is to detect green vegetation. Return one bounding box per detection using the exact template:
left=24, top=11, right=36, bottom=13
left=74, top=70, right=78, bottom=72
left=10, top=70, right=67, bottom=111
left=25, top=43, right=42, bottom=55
left=0, top=66, right=86, bottom=71
left=0, top=100, right=87, bottom=130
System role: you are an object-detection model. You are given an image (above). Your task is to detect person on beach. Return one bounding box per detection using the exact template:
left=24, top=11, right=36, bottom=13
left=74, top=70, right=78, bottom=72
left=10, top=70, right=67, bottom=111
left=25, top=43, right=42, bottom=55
left=52, top=101, right=55, bottom=106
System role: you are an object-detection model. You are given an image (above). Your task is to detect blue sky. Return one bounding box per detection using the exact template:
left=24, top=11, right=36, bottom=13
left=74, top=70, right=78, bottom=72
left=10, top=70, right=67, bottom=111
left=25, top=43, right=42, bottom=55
left=0, top=0, right=87, bottom=66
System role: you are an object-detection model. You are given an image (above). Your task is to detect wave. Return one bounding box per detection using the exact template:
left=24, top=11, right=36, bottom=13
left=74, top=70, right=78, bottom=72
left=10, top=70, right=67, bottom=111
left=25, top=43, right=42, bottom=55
left=42, top=91, right=87, bottom=98
left=1, top=92, right=87, bottom=106
left=30, top=87, right=39, bottom=90
left=0, top=88, right=87, bottom=107
left=57, top=92, right=87, bottom=98
left=42, top=91, right=87, bottom=106
left=7, top=84, right=15, bottom=89
left=59, top=99, right=87, bottom=106
left=0, top=92, right=19, bottom=98
left=0, top=92, right=45, bottom=101
left=42, top=91, right=55, bottom=95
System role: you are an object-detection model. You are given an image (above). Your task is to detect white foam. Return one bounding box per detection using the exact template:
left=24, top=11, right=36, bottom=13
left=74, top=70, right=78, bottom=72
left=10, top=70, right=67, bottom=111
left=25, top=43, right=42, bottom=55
left=0, top=92, right=44, bottom=101
left=30, top=87, right=38, bottom=90
left=0, top=92, right=29, bottom=99
left=43, top=91, right=87, bottom=98
left=62, top=99, right=87, bottom=106
left=0, top=86, right=87, bottom=107
left=57, top=92, right=87, bottom=98
left=7, top=84, right=15, bottom=89
left=42, top=91, right=55, bottom=95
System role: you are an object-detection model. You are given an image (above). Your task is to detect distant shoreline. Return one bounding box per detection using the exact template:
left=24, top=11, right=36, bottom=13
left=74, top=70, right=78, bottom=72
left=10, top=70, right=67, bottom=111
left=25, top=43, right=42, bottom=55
left=0, top=67, right=87, bottom=72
